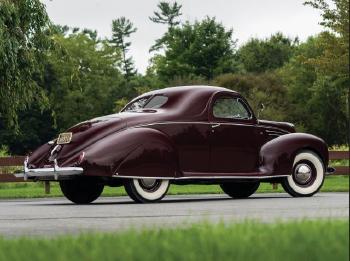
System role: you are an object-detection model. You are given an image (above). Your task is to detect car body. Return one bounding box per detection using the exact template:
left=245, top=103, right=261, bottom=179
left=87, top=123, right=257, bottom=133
left=16, top=86, right=331, bottom=203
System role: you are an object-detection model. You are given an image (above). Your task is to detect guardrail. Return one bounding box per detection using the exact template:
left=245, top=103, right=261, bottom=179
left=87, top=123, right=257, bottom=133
left=0, top=151, right=348, bottom=193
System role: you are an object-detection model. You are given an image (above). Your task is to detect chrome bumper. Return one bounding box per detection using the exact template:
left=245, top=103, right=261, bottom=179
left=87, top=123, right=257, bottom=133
left=14, top=157, right=83, bottom=180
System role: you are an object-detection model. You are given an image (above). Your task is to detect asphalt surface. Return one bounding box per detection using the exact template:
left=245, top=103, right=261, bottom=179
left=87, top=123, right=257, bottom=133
left=0, top=192, right=348, bottom=237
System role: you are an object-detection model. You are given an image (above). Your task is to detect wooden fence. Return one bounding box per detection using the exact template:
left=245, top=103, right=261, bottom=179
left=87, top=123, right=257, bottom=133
left=0, top=151, right=348, bottom=188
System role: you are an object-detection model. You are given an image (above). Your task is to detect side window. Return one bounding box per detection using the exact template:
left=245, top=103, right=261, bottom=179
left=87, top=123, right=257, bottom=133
left=213, top=97, right=251, bottom=119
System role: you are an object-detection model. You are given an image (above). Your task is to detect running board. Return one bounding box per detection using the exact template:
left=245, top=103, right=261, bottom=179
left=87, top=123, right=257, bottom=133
left=112, top=174, right=289, bottom=180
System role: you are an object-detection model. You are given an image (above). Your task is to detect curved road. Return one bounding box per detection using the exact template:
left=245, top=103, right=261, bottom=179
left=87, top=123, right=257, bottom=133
left=0, top=192, right=348, bottom=237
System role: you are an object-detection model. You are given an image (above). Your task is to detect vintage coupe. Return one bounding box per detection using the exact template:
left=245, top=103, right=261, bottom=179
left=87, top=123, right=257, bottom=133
left=16, top=86, right=332, bottom=203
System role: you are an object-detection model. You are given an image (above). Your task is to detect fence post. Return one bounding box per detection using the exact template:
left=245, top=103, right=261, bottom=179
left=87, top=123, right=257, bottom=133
left=44, top=181, right=51, bottom=194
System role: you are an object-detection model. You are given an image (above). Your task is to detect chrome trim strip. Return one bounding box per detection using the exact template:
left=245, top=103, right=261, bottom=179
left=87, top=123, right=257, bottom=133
left=133, top=121, right=257, bottom=129
left=265, top=130, right=287, bottom=135
left=131, top=121, right=291, bottom=134
left=113, top=174, right=289, bottom=180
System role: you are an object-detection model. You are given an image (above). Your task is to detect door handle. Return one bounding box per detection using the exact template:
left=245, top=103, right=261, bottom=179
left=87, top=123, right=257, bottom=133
left=211, top=123, right=221, bottom=129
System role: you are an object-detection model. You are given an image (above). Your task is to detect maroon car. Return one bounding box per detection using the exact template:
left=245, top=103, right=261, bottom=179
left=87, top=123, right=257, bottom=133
left=16, top=86, right=332, bottom=203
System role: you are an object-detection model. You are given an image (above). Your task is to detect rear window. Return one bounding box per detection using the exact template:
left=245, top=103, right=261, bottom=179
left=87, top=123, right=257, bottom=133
left=122, top=95, right=168, bottom=112
left=144, top=95, right=168, bottom=109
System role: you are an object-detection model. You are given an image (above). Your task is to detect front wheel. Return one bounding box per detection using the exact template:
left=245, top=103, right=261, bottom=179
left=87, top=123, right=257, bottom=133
left=124, top=179, right=169, bottom=203
left=281, top=150, right=325, bottom=197
left=60, top=178, right=104, bottom=204
left=220, top=181, right=260, bottom=198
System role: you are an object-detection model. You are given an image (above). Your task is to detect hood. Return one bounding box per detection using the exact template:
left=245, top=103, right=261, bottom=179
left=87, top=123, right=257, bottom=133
left=258, top=119, right=295, bottom=133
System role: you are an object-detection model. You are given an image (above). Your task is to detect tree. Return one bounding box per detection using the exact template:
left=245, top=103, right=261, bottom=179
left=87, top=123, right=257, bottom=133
left=149, top=1, right=182, bottom=52
left=237, top=33, right=298, bottom=73
left=279, top=34, right=348, bottom=145
left=289, top=0, right=349, bottom=144
left=303, top=0, right=349, bottom=78
left=149, top=1, right=182, bottom=28
left=213, top=73, right=289, bottom=122
left=49, top=32, right=126, bottom=130
left=304, top=0, right=349, bottom=40
left=111, top=17, right=137, bottom=81
left=150, top=17, right=238, bottom=81
left=0, top=0, right=51, bottom=126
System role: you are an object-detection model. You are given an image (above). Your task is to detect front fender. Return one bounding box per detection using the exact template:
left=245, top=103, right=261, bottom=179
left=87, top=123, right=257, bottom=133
left=259, top=133, right=328, bottom=176
left=81, top=127, right=179, bottom=178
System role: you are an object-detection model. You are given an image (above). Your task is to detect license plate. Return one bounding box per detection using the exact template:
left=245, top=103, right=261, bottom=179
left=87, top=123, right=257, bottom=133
left=57, top=132, right=72, bottom=144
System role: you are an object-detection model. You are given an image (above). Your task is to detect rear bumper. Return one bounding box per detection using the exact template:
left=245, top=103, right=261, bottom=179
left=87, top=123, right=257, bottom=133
left=14, top=157, right=83, bottom=180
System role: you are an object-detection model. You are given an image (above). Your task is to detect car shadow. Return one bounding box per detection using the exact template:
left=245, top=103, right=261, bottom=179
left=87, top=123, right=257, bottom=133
left=30, top=194, right=291, bottom=206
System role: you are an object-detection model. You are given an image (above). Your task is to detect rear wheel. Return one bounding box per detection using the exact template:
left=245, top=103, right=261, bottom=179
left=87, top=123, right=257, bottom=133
left=220, top=181, right=260, bottom=198
left=60, top=178, right=104, bottom=204
left=282, top=150, right=324, bottom=197
left=124, top=179, right=169, bottom=203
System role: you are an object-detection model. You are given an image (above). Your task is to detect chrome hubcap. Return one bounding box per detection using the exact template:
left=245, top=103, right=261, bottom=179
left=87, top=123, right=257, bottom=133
left=139, top=179, right=157, bottom=188
left=294, top=164, right=312, bottom=184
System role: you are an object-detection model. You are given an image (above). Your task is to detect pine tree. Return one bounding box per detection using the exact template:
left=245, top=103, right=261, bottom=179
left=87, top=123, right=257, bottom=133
left=111, top=17, right=137, bottom=81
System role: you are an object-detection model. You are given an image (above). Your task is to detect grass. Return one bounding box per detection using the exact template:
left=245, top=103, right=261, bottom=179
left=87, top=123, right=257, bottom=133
left=0, top=219, right=348, bottom=261
left=0, top=175, right=348, bottom=199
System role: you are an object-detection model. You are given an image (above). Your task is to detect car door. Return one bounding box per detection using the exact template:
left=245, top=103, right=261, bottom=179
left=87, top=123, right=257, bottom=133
left=209, top=94, right=259, bottom=174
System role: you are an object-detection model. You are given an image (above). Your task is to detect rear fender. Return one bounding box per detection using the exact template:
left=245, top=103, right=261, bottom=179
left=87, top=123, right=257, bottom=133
left=81, top=127, right=179, bottom=178
left=259, top=133, right=328, bottom=176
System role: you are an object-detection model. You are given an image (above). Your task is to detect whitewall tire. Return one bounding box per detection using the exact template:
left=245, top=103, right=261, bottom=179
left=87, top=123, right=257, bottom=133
left=124, top=179, right=170, bottom=203
left=282, top=150, right=325, bottom=197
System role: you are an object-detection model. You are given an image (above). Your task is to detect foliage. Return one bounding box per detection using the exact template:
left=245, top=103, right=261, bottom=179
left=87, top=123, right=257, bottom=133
left=151, top=17, right=238, bottom=81
left=0, top=220, right=348, bottom=261
left=0, top=0, right=51, bottom=127
left=237, top=33, right=298, bottom=73
left=279, top=35, right=348, bottom=144
left=304, top=0, right=349, bottom=40
left=114, top=97, right=129, bottom=112
left=111, top=17, right=137, bottom=81
left=149, top=1, right=183, bottom=52
left=46, top=32, right=125, bottom=132
left=0, top=104, right=56, bottom=154
left=213, top=73, right=289, bottom=122
left=149, top=1, right=182, bottom=28
left=0, top=145, right=9, bottom=157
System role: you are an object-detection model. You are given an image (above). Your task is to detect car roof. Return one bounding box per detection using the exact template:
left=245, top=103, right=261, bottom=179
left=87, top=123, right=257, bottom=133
left=139, top=85, right=237, bottom=98
left=123, top=85, right=242, bottom=121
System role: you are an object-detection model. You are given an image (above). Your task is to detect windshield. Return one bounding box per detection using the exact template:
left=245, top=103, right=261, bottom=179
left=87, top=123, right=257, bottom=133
left=122, top=95, right=168, bottom=112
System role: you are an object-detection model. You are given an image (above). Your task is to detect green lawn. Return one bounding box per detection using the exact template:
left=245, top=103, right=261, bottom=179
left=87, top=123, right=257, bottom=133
left=0, top=175, right=348, bottom=199
left=0, top=220, right=348, bottom=261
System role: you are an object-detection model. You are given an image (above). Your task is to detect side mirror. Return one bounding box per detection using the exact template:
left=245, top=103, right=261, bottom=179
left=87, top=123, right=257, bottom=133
left=257, top=103, right=265, bottom=118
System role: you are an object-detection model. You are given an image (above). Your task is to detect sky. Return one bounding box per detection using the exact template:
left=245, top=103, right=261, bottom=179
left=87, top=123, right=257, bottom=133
left=42, top=0, right=325, bottom=74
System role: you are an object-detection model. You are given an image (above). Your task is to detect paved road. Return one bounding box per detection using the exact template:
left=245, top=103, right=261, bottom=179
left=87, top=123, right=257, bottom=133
left=0, top=192, right=348, bottom=237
